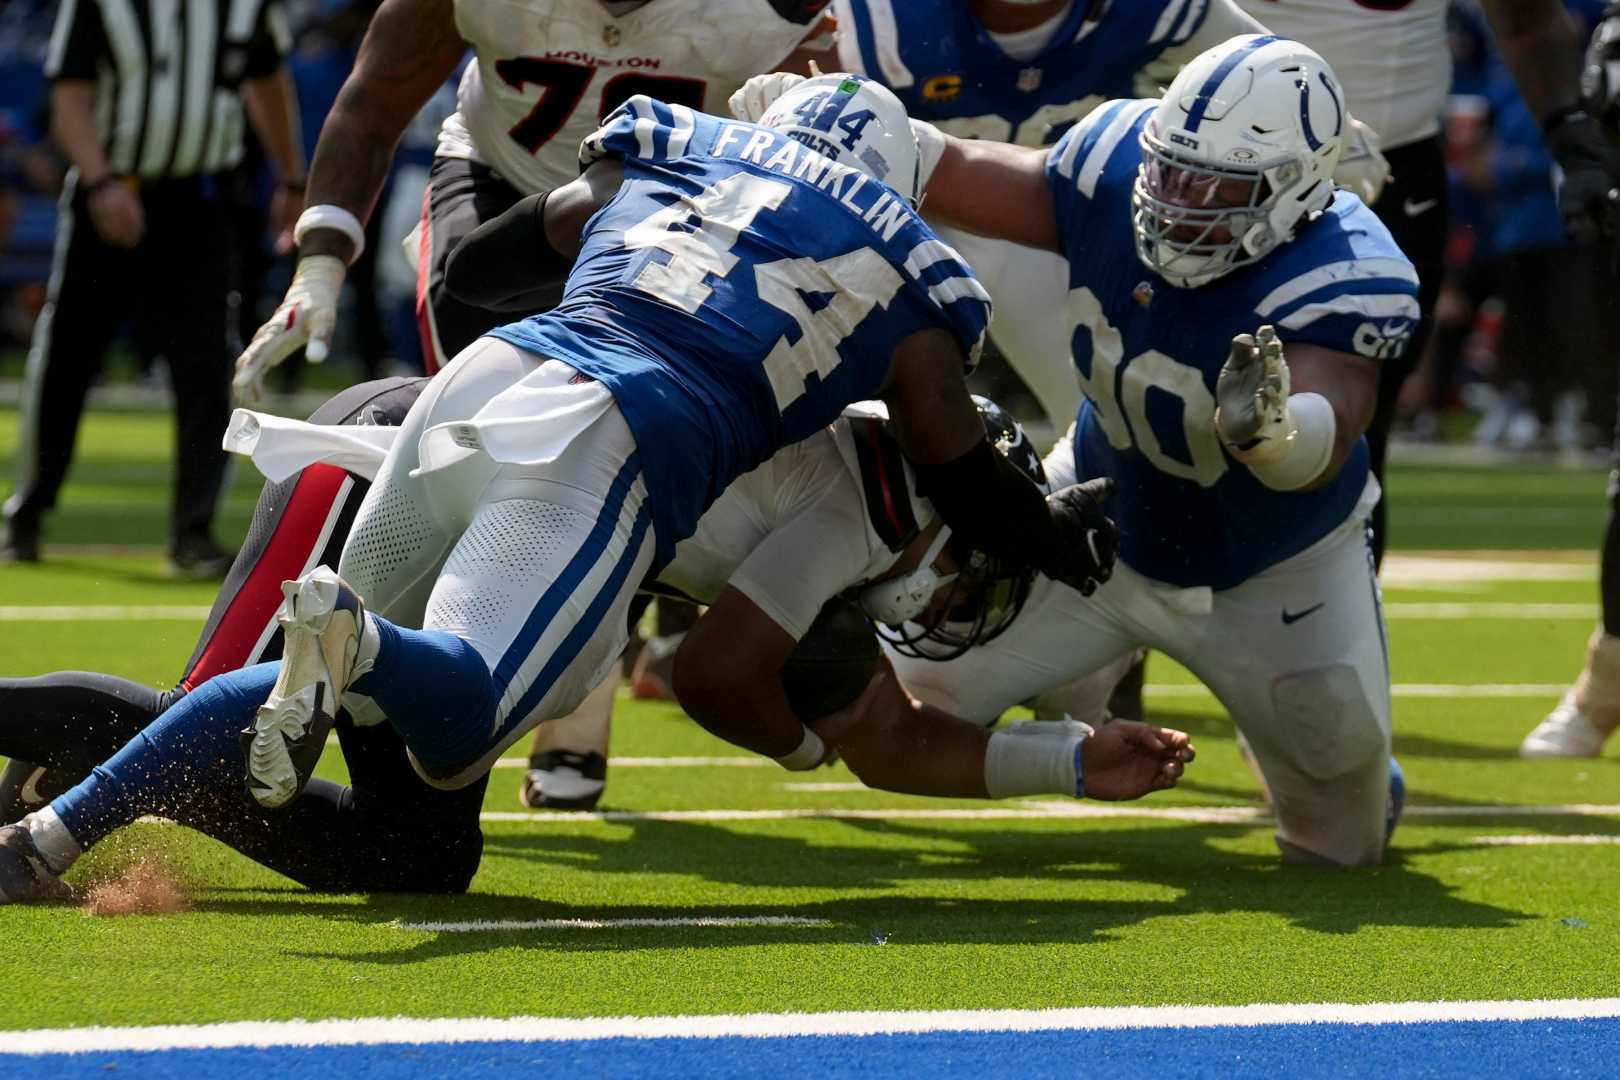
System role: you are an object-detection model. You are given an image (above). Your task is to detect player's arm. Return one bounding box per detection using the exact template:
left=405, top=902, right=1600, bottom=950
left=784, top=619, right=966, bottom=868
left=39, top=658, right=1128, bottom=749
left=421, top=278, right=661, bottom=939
left=881, top=329, right=1118, bottom=595
left=836, top=672, right=1194, bottom=801
left=922, top=133, right=1062, bottom=253
left=443, top=160, right=624, bottom=311
left=1214, top=328, right=1378, bottom=493
left=672, top=586, right=835, bottom=767
left=1158, top=0, right=1268, bottom=63
left=1480, top=0, right=1620, bottom=241
left=233, top=0, right=466, bottom=401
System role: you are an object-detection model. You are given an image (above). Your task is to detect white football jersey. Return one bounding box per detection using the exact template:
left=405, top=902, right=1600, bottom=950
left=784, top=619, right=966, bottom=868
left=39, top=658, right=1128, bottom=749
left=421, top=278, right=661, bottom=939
left=1234, top=0, right=1449, bottom=149
left=437, top=0, right=824, bottom=193
left=658, top=420, right=929, bottom=641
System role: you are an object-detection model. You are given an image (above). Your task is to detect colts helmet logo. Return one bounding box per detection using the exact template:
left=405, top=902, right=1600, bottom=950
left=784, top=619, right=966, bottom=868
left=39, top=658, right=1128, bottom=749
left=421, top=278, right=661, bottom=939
left=1296, top=69, right=1344, bottom=153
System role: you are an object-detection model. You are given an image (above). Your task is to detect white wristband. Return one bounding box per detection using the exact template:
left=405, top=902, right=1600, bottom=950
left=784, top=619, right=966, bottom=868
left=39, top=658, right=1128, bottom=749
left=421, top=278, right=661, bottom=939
left=293, top=204, right=366, bottom=262
left=984, top=719, right=1090, bottom=799
left=1228, top=391, right=1337, bottom=492
left=774, top=725, right=827, bottom=771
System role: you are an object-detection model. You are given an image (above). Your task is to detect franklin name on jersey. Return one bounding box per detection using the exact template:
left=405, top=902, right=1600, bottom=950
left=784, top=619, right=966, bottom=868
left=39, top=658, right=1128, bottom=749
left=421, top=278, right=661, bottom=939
left=1045, top=100, right=1419, bottom=588
left=491, top=96, right=990, bottom=564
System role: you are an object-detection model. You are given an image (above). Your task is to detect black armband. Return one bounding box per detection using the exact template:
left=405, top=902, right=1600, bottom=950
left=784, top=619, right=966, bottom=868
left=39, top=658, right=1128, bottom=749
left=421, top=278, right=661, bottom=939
left=913, top=439, right=1057, bottom=569
left=443, top=190, right=573, bottom=313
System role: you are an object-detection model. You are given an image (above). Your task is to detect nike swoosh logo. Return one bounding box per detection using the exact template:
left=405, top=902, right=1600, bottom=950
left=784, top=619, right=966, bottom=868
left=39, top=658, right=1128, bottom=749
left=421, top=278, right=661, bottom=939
left=1403, top=197, right=1439, bottom=217
left=1281, top=603, right=1325, bottom=625
left=18, top=766, right=49, bottom=806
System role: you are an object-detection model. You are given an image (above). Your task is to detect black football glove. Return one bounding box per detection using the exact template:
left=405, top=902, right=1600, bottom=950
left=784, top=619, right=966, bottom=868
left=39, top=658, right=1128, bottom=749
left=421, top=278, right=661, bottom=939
left=1040, top=478, right=1119, bottom=597
left=1545, top=111, right=1620, bottom=246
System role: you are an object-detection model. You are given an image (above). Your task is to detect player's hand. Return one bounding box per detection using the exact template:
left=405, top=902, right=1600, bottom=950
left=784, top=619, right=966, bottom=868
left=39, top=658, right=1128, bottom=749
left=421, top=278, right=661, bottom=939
left=728, top=71, right=806, bottom=123
left=1080, top=720, right=1195, bottom=801
left=232, top=254, right=345, bottom=405
left=1042, top=478, right=1119, bottom=597
left=1334, top=116, right=1391, bottom=206
left=87, top=180, right=144, bottom=248
left=1215, top=325, right=1292, bottom=452
left=1545, top=111, right=1620, bottom=245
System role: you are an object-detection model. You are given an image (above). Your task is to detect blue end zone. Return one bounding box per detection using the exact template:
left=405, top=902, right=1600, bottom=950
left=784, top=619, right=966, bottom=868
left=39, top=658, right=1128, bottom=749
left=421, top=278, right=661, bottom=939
left=15, top=1018, right=1620, bottom=1080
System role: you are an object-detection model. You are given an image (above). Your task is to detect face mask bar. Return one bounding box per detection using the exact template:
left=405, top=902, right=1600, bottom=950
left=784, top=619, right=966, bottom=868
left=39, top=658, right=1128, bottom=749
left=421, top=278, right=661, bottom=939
left=858, top=527, right=957, bottom=627
left=873, top=547, right=1034, bottom=662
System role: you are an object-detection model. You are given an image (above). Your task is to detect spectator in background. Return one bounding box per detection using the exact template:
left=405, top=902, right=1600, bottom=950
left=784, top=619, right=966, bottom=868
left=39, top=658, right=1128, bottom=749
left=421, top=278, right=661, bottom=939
left=2, top=0, right=306, bottom=573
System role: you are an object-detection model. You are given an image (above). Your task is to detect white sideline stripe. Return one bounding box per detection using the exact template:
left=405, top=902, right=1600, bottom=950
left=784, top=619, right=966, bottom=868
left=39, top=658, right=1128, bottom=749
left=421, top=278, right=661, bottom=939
left=7, top=998, right=1620, bottom=1054
left=476, top=803, right=1620, bottom=826
left=0, top=605, right=1595, bottom=624
left=1472, top=834, right=1620, bottom=846
left=394, top=915, right=831, bottom=933
left=782, top=782, right=870, bottom=792
left=1144, top=683, right=1570, bottom=698
left=0, top=605, right=212, bottom=621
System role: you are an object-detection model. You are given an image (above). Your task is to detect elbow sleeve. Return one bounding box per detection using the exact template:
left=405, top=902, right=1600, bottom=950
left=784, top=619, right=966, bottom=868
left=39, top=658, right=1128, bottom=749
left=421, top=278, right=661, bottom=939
left=442, top=190, right=573, bottom=314
left=913, top=439, right=1057, bottom=568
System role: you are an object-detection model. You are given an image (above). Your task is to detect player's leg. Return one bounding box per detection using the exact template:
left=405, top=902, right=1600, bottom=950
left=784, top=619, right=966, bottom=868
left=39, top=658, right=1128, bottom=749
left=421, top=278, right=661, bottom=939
left=1181, top=514, right=1396, bottom=866
left=1521, top=467, right=1620, bottom=758
left=1366, top=135, right=1448, bottom=566
left=416, top=156, right=542, bottom=373
left=521, top=661, right=617, bottom=809
left=0, top=379, right=427, bottom=820
left=3, top=174, right=131, bottom=560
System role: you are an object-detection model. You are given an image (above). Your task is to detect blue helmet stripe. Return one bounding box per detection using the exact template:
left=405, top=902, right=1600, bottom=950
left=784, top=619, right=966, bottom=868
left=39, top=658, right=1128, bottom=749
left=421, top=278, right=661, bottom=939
left=1182, top=34, right=1279, bottom=133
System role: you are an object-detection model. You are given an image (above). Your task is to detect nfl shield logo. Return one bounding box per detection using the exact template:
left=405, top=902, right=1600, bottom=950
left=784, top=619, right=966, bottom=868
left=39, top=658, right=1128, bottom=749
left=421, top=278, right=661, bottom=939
left=1017, top=67, right=1043, bottom=93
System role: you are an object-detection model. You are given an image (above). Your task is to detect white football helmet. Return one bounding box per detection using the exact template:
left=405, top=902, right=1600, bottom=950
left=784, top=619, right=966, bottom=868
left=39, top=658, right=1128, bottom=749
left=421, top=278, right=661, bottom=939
left=1133, top=35, right=1348, bottom=288
left=757, top=73, right=922, bottom=204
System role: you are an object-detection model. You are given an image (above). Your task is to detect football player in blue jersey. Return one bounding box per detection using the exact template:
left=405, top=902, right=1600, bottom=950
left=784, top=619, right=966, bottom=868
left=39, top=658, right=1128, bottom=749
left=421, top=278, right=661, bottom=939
left=746, top=37, right=1414, bottom=866
left=0, top=76, right=1125, bottom=895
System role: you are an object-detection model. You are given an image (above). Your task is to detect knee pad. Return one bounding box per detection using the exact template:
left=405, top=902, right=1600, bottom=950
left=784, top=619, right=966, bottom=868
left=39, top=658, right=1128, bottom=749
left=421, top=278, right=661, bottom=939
left=1268, top=664, right=1388, bottom=783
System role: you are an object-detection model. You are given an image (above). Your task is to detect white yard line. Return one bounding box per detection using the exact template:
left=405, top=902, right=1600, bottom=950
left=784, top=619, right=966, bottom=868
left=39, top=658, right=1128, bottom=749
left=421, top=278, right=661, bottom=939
left=1382, top=603, right=1597, bottom=619
left=475, top=802, right=1620, bottom=826
left=393, top=915, right=831, bottom=933
left=6, top=999, right=1620, bottom=1054
left=0, top=605, right=212, bottom=621
left=1470, top=834, right=1620, bottom=846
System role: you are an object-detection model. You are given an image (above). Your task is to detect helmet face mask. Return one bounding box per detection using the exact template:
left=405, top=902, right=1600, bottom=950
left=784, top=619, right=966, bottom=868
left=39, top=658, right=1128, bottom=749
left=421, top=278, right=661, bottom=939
left=865, top=395, right=1045, bottom=662
left=1132, top=35, right=1346, bottom=288
left=757, top=73, right=922, bottom=204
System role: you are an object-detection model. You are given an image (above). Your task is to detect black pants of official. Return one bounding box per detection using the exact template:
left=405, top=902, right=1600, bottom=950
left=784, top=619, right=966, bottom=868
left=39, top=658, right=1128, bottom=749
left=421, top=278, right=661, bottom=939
left=5, top=172, right=233, bottom=549
left=0, top=378, right=485, bottom=893
left=1364, top=135, right=1449, bottom=566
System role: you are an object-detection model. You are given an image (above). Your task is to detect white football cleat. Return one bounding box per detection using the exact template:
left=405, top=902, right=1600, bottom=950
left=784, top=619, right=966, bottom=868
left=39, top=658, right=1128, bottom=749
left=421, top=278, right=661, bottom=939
left=1520, top=691, right=1613, bottom=759
left=241, top=567, right=373, bottom=808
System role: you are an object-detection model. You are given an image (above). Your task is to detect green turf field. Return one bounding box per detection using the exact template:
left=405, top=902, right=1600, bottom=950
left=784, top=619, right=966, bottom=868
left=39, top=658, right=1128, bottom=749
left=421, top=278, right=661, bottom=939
left=1, top=408, right=1617, bottom=1032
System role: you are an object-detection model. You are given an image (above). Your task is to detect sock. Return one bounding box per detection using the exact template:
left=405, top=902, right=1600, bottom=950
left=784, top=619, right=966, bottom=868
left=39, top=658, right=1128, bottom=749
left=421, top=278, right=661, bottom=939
left=24, top=806, right=83, bottom=875
left=50, top=664, right=278, bottom=850
left=350, top=617, right=499, bottom=770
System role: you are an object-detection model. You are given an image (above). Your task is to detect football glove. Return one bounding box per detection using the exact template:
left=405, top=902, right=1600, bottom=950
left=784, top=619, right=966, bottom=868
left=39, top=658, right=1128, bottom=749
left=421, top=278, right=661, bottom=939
left=233, top=254, right=345, bottom=405
left=1215, top=325, right=1292, bottom=452
left=728, top=71, right=807, bottom=123
left=1545, top=110, right=1620, bottom=246
left=1042, top=478, right=1119, bottom=597
left=1334, top=116, right=1391, bottom=206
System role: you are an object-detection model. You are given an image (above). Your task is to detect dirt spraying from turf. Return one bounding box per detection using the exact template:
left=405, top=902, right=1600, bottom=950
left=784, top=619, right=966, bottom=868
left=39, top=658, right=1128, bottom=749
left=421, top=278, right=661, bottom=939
left=82, top=854, right=192, bottom=916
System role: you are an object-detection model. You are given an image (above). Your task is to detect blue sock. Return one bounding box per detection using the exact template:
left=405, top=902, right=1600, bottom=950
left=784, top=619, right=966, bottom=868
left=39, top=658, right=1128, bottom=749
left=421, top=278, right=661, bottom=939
left=51, top=663, right=278, bottom=848
left=1386, top=756, right=1406, bottom=843
left=351, top=617, right=499, bottom=771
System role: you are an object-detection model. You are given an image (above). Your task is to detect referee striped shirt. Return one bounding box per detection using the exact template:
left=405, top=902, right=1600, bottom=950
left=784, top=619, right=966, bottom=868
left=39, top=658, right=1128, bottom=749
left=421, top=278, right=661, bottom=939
left=44, top=0, right=292, bottom=180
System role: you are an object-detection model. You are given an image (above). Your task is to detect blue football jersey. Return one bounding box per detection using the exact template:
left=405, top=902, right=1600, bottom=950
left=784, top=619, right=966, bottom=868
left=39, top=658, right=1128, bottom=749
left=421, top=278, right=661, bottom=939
left=491, top=97, right=990, bottom=564
left=1043, top=100, right=1420, bottom=589
left=834, top=0, right=1209, bottom=146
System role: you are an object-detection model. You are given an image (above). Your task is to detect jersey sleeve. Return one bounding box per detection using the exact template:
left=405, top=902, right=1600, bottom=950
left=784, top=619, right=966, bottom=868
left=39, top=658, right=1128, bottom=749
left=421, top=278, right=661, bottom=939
left=579, top=96, right=704, bottom=170
left=44, top=0, right=106, bottom=82
left=1157, top=0, right=1214, bottom=50
left=244, top=0, right=293, bottom=79
left=1251, top=222, right=1422, bottom=363
left=1043, top=99, right=1156, bottom=263
left=892, top=233, right=991, bottom=368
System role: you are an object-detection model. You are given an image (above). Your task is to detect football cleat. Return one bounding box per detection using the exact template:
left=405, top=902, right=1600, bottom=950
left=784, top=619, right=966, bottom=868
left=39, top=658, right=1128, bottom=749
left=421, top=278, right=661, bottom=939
left=0, top=823, right=70, bottom=903
left=242, top=567, right=370, bottom=809
left=0, top=759, right=73, bottom=825
left=1520, top=691, right=1613, bottom=758
left=520, top=750, right=607, bottom=811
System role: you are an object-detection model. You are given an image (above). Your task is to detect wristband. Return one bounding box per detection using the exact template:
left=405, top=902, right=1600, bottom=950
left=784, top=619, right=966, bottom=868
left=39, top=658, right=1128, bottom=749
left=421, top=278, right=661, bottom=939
left=1226, top=391, right=1336, bottom=491
left=293, top=204, right=366, bottom=261
left=983, top=719, right=1089, bottom=799
left=774, top=725, right=827, bottom=771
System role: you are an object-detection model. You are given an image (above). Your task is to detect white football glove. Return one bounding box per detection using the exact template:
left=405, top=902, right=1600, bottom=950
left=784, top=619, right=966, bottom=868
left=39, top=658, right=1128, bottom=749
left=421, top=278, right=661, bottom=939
left=233, top=254, right=345, bottom=405
left=1334, top=116, right=1391, bottom=206
left=728, top=71, right=807, bottom=123
left=1215, top=325, right=1293, bottom=454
